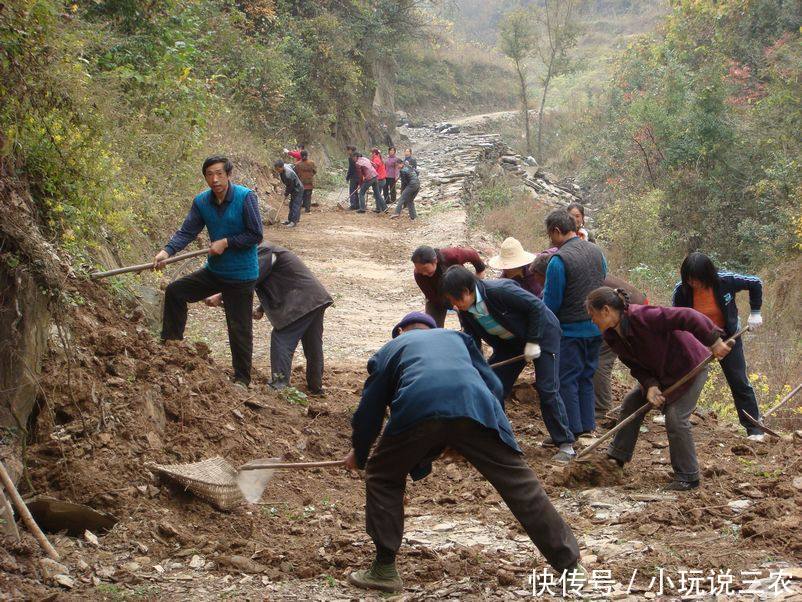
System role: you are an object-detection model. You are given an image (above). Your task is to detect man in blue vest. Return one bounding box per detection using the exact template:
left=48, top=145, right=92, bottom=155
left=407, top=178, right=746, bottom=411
left=542, top=209, right=607, bottom=438
left=153, top=155, right=263, bottom=386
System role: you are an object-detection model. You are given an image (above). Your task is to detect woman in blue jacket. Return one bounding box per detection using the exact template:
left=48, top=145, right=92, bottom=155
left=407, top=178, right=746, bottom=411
left=672, top=252, right=765, bottom=440
left=441, top=265, right=576, bottom=463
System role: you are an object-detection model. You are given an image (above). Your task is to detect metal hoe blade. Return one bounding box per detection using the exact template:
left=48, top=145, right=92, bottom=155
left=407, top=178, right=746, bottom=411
left=236, top=458, right=280, bottom=504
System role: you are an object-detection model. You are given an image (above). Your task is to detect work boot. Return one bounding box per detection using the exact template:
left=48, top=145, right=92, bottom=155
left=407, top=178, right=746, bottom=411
left=664, top=479, right=699, bottom=492
left=565, top=562, right=588, bottom=589
left=348, top=560, right=403, bottom=593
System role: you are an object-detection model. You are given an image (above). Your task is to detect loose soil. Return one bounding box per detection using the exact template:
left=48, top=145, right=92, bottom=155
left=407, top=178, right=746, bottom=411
left=2, top=122, right=801, bottom=601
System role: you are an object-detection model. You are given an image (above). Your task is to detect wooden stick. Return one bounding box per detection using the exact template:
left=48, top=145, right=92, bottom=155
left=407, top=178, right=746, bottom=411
left=0, top=461, right=59, bottom=560
left=239, top=459, right=346, bottom=472
left=90, top=249, right=209, bottom=280
left=741, top=382, right=801, bottom=437
left=489, top=354, right=527, bottom=369
left=764, top=382, right=802, bottom=418
left=577, top=327, right=749, bottom=461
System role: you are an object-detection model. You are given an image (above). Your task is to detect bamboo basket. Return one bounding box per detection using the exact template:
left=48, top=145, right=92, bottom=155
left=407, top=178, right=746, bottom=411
left=151, top=457, right=241, bottom=511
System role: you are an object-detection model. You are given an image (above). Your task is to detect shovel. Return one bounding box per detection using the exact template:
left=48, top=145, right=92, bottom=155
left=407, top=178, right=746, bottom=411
left=90, top=249, right=209, bottom=280
left=236, top=458, right=345, bottom=503
left=741, top=382, right=802, bottom=438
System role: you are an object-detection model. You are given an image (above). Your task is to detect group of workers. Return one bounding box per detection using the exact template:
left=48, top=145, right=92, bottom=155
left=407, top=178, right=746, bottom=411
left=150, top=154, right=767, bottom=594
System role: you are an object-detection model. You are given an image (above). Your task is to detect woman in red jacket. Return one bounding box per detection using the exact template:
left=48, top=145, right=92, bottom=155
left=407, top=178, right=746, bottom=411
left=371, top=148, right=387, bottom=210
left=585, top=287, right=733, bottom=491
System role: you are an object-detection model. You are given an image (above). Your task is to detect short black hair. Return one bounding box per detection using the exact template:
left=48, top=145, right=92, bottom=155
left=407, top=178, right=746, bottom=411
left=441, top=265, right=477, bottom=299
left=297, top=144, right=305, bottom=150
left=388, top=146, right=396, bottom=152
left=566, top=202, right=585, bottom=217
left=353, top=152, right=362, bottom=158
left=346, top=144, right=356, bottom=152
left=545, top=209, right=578, bottom=235
left=202, top=155, right=233, bottom=176
left=411, top=245, right=437, bottom=264
left=300, top=149, right=308, bottom=160
left=273, top=160, right=285, bottom=169
left=530, top=252, right=554, bottom=275
left=680, top=252, right=719, bottom=289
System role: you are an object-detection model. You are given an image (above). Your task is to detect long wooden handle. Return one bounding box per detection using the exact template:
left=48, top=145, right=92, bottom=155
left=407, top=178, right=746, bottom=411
left=90, top=249, right=209, bottom=280
left=489, top=354, right=527, bottom=369
left=764, top=382, right=802, bottom=418
left=239, top=460, right=346, bottom=472
left=0, top=461, right=60, bottom=560
left=577, top=327, right=749, bottom=461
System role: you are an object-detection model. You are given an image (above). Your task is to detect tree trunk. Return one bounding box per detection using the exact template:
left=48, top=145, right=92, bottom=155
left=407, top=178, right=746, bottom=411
left=537, top=65, right=553, bottom=163
left=515, top=60, right=531, bottom=155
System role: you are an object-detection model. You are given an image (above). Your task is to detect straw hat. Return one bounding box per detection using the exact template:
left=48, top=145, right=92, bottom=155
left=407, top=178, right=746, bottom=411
left=488, top=237, right=536, bottom=270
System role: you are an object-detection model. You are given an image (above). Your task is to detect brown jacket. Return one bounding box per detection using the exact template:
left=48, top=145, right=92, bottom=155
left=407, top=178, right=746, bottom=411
left=294, top=159, right=316, bottom=190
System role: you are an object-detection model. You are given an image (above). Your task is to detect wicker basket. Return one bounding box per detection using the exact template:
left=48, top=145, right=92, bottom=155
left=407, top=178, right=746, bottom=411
left=152, top=456, right=242, bottom=511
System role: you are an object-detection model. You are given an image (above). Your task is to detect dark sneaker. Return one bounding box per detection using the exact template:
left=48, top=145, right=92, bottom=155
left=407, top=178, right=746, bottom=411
left=664, top=479, right=699, bottom=492
left=348, top=561, right=403, bottom=593
left=357, top=210, right=366, bottom=214
left=541, top=437, right=557, bottom=448
left=308, top=388, right=325, bottom=397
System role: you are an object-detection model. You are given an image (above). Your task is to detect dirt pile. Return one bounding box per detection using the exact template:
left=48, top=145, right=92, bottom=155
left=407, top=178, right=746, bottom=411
left=556, top=456, right=625, bottom=488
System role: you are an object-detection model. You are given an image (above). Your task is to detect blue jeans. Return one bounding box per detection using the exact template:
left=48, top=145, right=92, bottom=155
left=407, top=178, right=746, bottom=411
left=359, top=177, right=385, bottom=212
left=559, top=336, right=602, bottom=435
left=287, top=189, right=304, bottom=224
left=488, top=345, right=575, bottom=446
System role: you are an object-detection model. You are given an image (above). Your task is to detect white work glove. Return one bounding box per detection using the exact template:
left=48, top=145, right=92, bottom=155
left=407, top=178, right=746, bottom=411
left=524, top=342, right=541, bottom=361
left=747, top=312, right=762, bottom=329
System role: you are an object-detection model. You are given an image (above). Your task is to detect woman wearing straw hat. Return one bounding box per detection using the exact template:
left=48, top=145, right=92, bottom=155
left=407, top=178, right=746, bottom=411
left=489, top=237, right=543, bottom=297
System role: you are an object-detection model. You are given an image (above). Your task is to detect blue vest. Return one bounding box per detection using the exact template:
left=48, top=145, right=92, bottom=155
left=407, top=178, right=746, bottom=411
left=194, top=184, right=258, bottom=281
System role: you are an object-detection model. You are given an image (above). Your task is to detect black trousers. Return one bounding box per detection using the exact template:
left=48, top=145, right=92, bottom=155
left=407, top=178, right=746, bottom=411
left=302, top=189, right=313, bottom=211
left=719, top=338, right=762, bottom=434
left=269, top=306, right=326, bottom=392
left=348, top=179, right=359, bottom=209
left=383, top=177, right=397, bottom=205
left=424, top=301, right=448, bottom=328
left=364, top=418, right=580, bottom=571
left=162, top=268, right=255, bottom=384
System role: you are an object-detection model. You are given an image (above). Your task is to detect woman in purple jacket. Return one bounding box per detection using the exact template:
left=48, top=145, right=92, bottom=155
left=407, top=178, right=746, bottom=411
left=585, top=287, right=733, bottom=491
left=383, top=146, right=404, bottom=207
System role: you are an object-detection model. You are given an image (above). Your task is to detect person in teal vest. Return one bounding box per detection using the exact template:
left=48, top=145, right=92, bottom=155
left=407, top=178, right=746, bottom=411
left=153, top=155, right=263, bottom=386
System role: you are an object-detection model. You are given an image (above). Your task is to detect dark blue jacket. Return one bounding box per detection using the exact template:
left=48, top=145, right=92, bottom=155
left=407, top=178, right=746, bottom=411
left=457, top=279, right=562, bottom=354
left=672, top=271, right=762, bottom=337
left=351, top=329, right=520, bottom=480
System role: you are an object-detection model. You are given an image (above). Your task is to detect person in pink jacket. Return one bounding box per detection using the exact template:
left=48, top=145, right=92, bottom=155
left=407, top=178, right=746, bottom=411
left=355, top=153, right=386, bottom=213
